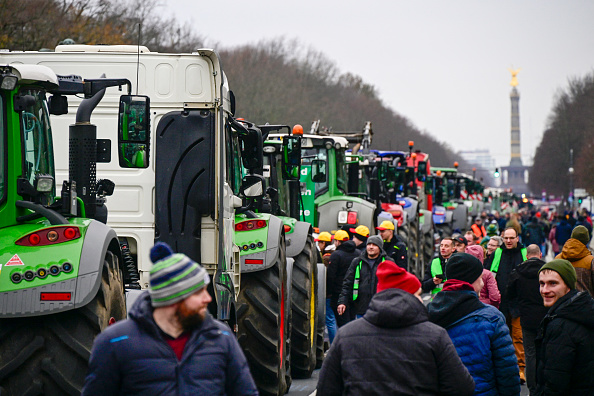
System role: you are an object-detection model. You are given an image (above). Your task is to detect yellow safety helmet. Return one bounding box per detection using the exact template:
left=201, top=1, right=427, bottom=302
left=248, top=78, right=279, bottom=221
left=334, top=230, right=350, bottom=241
left=315, top=231, right=332, bottom=242
left=376, top=220, right=395, bottom=231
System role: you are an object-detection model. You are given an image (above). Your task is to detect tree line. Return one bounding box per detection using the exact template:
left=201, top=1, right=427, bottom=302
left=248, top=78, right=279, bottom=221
left=529, top=71, right=594, bottom=199
left=2, top=0, right=478, bottom=181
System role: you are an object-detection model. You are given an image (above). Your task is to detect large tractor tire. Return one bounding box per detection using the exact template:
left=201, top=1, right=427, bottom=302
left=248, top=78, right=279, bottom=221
left=237, top=238, right=290, bottom=396
left=408, top=218, right=420, bottom=275
left=0, top=251, right=125, bottom=396
left=421, top=231, right=434, bottom=278
left=289, top=236, right=318, bottom=379
left=315, top=263, right=326, bottom=369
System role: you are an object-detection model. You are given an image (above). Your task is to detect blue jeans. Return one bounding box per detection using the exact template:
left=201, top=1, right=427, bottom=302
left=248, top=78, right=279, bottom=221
left=326, top=298, right=337, bottom=344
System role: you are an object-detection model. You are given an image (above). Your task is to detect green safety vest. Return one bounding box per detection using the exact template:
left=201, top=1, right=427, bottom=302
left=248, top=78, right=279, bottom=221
left=430, top=257, right=445, bottom=295
left=353, top=257, right=386, bottom=301
left=490, top=247, right=527, bottom=273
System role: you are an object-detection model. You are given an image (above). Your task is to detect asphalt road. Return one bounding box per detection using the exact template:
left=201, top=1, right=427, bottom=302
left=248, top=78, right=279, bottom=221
left=289, top=369, right=529, bottom=395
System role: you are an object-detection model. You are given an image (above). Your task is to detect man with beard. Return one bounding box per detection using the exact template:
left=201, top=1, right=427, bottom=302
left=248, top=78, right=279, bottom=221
left=82, top=243, right=257, bottom=395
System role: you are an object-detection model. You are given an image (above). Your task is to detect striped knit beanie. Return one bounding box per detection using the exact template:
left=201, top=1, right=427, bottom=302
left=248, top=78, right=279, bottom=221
left=148, top=242, right=210, bottom=307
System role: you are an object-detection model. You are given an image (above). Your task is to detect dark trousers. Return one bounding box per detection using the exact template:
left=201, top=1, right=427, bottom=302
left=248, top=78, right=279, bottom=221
left=330, top=299, right=352, bottom=328
left=523, top=327, right=538, bottom=395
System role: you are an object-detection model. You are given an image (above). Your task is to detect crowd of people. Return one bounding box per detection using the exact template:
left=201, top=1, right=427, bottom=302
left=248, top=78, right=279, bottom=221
left=79, top=207, right=594, bottom=395
left=317, top=208, right=594, bottom=395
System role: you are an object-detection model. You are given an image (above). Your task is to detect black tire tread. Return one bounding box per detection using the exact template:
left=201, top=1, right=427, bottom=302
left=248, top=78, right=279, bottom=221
left=289, top=236, right=318, bottom=379
left=237, top=237, right=289, bottom=396
left=0, top=251, right=125, bottom=396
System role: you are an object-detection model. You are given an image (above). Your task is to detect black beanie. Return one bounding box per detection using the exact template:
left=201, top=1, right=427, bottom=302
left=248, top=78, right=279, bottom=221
left=445, top=253, right=483, bottom=284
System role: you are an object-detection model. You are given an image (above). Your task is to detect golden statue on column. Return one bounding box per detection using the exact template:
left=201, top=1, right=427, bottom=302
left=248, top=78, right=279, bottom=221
left=508, top=68, right=521, bottom=87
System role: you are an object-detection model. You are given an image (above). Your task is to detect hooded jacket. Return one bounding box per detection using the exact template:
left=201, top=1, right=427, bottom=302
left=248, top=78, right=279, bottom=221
left=317, top=289, right=475, bottom=396
left=428, top=283, right=520, bottom=396
left=555, top=238, right=594, bottom=297
left=338, top=250, right=388, bottom=315
left=507, top=257, right=550, bottom=331
left=82, top=292, right=258, bottom=396
left=535, top=290, right=594, bottom=396
left=327, top=240, right=359, bottom=301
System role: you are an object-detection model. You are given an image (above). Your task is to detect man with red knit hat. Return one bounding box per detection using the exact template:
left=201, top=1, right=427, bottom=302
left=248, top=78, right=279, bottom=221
left=317, top=260, right=475, bottom=395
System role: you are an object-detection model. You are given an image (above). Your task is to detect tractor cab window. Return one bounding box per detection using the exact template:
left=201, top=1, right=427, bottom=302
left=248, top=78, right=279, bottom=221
left=225, top=121, right=245, bottom=195
left=302, top=147, right=328, bottom=197
left=19, top=89, right=55, bottom=192
left=335, top=148, right=348, bottom=194
left=0, top=94, right=5, bottom=203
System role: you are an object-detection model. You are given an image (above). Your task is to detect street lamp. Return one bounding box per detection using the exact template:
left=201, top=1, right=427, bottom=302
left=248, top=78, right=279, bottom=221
left=569, top=148, right=574, bottom=209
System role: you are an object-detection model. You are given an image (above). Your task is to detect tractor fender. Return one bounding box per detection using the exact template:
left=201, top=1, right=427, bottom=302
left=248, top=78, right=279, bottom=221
left=241, top=215, right=284, bottom=273
left=264, top=215, right=284, bottom=269
left=285, top=221, right=312, bottom=258
left=285, top=257, right=294, bottom=309
left=75, top=220, right=122, bottom=309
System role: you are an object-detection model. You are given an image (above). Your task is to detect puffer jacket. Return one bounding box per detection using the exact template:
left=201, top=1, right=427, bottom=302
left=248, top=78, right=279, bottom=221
left=555, top=238, right=594, bottom=297
left=338, top=250, right=388, bottom=315
left=82, top=292, right=258, bottom=396
left=428, top=284, right=520, bottom=396
left=535, top=290, right=594, bottom=396
left=317, top=289, right=475, bottom=396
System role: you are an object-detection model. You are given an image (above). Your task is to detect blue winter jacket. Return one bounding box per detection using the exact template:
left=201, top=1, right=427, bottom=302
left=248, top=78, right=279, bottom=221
left=428, top=289, right=520, bottom=396
left=82, top=292, right=258, bottom=396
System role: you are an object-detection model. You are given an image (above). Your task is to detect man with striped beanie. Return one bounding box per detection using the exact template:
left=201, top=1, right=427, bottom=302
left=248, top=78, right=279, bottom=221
left=83, top=243, right=258, bottom=395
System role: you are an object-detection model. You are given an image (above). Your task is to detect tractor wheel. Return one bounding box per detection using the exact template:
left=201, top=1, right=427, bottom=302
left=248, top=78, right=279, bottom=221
left=0, top=251, right=125, bottom=396
left=237, top=237, right=290, bottom=396
left=289, top=235, right=318, bottom=379
left=408, top=218, right=420, bottom=275
left=315, top=263, right=326, bottom=369
left=422, top=231, right=434, bottom=278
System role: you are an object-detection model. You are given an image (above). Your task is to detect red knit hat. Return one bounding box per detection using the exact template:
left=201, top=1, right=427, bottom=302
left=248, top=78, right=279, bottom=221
left=376, top=260, right=421, bottom=294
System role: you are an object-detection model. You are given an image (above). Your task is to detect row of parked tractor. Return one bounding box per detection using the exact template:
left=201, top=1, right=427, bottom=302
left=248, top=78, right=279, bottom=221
left=0, top=45, right=495, bottom=396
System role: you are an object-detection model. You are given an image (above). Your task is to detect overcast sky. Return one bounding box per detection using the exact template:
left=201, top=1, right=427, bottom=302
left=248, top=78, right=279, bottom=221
left=163, top=0, right=594, bottom=169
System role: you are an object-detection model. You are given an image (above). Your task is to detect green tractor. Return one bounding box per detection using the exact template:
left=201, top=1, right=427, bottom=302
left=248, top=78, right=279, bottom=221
left=228, top=119, right=292, bottom=396
left=262, top=125, right=322, bottom=376
left=430, top=166, right=470, bottom=236
left=0, top=64, right=148, bottom=394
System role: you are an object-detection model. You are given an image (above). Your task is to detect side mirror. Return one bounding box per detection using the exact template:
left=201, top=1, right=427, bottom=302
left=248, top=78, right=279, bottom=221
left=311, top=159, right=326, bottom=183
left=118, top=95, right=150, bottom=168
left=417, top=161, right=427, bottom=182
left=282, top=136, right=301, bottom=180
left=241, top=175, right=265, bottom=198
left=424, top=176, right=433, bottom=194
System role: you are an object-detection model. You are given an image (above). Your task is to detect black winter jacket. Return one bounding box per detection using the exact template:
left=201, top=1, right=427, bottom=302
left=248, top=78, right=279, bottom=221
left=338, top=251, right=387, bottom=315
left=383, top=236, right=408, bottom=270
left=82, top=292, right=258, bottom=396
left=535, top=290, right=594, bottom=396
left=317, top=289, right=475, bottom=396
left=507, top=257, right=549, bottom=331
left=327, top=240, right=359, bottom=301
left=489, top=244, right=525, bottom=317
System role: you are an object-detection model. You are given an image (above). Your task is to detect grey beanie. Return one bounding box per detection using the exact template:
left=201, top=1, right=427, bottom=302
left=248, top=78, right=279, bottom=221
left=149, top=242, right=210, bottom=307
left=367, top=235, right=384, bottom=249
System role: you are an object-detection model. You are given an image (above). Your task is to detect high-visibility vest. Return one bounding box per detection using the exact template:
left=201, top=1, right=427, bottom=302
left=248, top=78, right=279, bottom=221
left=430, top=257, right=445, bottom=294
left=490, top=247, right=527, bottom=273
left=472, top=224, right=487, bottom=238
left=353, top=257, right=385, bottom=301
